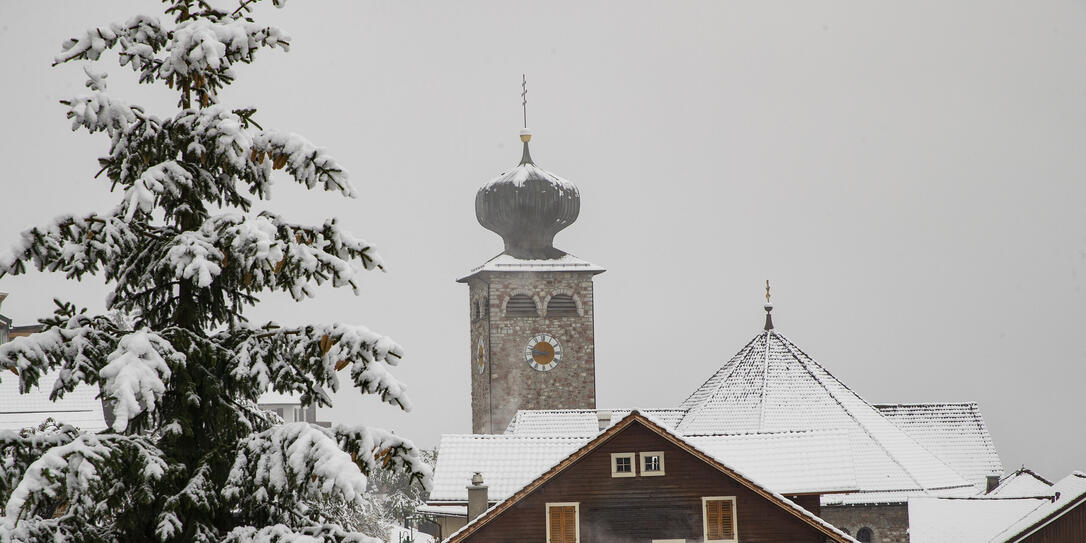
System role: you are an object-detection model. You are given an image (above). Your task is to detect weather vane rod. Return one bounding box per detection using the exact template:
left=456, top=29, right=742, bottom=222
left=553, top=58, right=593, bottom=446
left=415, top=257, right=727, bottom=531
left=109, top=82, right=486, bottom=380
left=765, top=280, right=771, bottom=304
left=521, top=74, right=528, bottom=128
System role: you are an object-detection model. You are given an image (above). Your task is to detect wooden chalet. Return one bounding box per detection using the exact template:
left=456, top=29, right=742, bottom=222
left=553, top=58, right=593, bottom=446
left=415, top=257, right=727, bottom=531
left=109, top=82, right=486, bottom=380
left=444, top=411, right=855, bottom=543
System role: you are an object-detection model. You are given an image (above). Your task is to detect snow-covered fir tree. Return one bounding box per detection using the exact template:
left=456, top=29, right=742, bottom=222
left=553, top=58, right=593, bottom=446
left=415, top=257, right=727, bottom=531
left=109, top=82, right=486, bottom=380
left=0, top=1, right=430, bottom=541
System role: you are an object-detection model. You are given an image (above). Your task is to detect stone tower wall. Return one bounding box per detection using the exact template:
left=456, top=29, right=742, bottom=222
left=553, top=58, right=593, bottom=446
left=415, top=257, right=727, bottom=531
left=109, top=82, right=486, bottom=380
left=468, top=270, right=597, bottom=433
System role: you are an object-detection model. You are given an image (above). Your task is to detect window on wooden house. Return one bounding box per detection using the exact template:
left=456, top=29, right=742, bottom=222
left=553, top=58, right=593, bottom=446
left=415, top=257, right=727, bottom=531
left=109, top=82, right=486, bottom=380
left=547, top=502, right=579, bottom=543
left=702, top=497, right=737, bottom=542
left=856, top=527, right=873, bottom=543
left=546, top=294, right=578, bottom=317
left=505, top=294, right=537, bottom=317
left=640, top=451, right=665, bottom=476
left=611, top=452, right=636, bottom=478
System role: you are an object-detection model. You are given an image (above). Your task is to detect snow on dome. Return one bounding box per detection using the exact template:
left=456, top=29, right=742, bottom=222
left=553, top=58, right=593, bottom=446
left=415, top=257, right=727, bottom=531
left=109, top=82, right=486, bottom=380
left=474, top=132, right=579, bottom=260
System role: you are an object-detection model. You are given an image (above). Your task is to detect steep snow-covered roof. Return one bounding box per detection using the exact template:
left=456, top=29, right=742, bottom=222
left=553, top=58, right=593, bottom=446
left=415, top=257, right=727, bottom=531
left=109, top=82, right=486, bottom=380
left=427, top=434, right=585, bottom=502
left=990, top=471, right=1086, bottom=543
left=0, top=370, right=107, bottom=432
left=685, top=429, right=857, bottom=494
left=908, top=496, right=1051, bottom=543
left=456, top=253, right=604, bottom=282
left=875, top=402, right=1003, bottom=488
left=678, top=329, right=972, bottom=494
left=504, top=408, right=686, bottom=436
left=429, top=428, right=859, bottom=502
left=987, top=467, right=1054, bottom=497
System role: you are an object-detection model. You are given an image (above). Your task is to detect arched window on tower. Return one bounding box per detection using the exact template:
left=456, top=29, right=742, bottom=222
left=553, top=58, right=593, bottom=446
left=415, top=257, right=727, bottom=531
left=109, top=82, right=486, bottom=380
left=546, top=294, right=579, bottom=317
left=505, top=294, right=538, bottom=317
left=856, top=527, right=873, bottom=543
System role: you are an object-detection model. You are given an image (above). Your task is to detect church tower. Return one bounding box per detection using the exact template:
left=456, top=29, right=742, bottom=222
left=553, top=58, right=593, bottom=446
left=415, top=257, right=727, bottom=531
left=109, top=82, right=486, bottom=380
left=457, top=129, right=604, bottom=434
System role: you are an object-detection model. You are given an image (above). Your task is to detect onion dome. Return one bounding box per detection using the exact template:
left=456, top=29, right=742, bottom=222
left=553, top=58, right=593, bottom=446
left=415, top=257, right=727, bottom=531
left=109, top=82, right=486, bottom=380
left=475, top=129, right=580, bottom=260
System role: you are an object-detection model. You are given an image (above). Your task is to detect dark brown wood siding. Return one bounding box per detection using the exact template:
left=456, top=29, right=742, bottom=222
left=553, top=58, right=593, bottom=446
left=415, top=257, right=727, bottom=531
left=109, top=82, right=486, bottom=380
left=462, top=422, right=828, bottom=543
left=1019, top=499, right=1086, bottom=543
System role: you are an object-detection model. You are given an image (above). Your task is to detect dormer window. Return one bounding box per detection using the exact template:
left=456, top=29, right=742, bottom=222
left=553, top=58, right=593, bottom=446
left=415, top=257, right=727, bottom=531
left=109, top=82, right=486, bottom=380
left=506, top=294, right=538, bottom=317
left=546, top=294, right=578, bottom=317
left=611, top=453, right=635, bottom=478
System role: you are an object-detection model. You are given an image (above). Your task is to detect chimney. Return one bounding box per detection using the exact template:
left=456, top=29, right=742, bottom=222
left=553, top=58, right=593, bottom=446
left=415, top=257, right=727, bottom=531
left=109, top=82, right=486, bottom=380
left=467, top=472, right=488, bottom=522
left=986, top=475, right=1001, bottom=494
left=597, top=410, right=612, bottom=432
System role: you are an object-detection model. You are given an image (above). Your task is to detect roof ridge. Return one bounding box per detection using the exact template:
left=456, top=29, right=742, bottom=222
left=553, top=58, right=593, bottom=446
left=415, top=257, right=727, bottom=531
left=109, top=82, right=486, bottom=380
left=756, top=330, right=772, bottom=431
left=681, top=428, right=851, bottom=437
left=442, top=433, right=585, bottom=440
left=874, top=401, right=980, bottom=408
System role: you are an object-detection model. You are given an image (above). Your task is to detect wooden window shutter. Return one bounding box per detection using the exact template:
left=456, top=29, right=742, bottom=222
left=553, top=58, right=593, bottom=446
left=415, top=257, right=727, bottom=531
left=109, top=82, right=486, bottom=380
left=705, top=499, right=735, bottom=541
left=720, top=500, right=734, bottom=540
left=549, top=506, right=577, bottom=543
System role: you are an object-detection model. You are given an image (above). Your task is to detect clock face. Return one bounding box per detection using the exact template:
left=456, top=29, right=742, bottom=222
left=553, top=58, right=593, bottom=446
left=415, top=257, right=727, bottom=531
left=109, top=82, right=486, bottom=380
left=475, top=338, right=486, bottom=375
left=524, top=333, right=562, bottom=372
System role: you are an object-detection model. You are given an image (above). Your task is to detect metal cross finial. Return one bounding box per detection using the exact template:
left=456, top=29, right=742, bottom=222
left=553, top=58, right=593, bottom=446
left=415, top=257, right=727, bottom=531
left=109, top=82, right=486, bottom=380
left=765, top=280, right=771, bottom=304
left=521, top=74, right=528, bottom=128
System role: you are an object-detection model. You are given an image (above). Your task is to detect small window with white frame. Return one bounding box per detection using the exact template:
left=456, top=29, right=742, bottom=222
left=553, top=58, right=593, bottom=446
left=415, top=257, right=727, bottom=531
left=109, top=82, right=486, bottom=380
left=610, top=452, right=636, bottom=477
left=702, top=496, right=737, bottom=542
left=640, top=451, right=665, bottom=476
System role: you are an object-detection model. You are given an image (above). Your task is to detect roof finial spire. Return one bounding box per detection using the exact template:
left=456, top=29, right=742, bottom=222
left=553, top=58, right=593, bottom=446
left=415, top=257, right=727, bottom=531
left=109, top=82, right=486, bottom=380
left=763, top=280, right=774, bottom=331
left=519, top=74, right=533, bottom=164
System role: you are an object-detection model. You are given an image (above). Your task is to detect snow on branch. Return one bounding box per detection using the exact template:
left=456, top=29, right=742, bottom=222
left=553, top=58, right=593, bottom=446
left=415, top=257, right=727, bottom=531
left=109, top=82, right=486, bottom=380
left=122, top=160, right=194, bottom=222
left=224, top=423, right=368, bottom=512
left=55, top=14, right=287, bottom=105
left=0, top=312, right=119, bottom=397
left=164, top=231, right=225, bottom=288
left=0, top=421, right=81, bottom=508
left=224, top=523, right=379, bottom=543
left=227, top=322, right=405, bottom=410
left=330, top=425, right=432, bottom=493
left=0, top=212, right=138, bottom=281
left=61, top=92, right=142, bottom=137
left=201, top=212, right=383, bottom=300
left=163, top=19, right=289, bottom=79
left=251, top=130, right=356, bottom=198
left=100, top=331, right=185, bottom=432
left=54, top=15, right=166, bottom=66
left=1, top=433, right=166, bottom=535
left=176, top=105, right=253, bottom=172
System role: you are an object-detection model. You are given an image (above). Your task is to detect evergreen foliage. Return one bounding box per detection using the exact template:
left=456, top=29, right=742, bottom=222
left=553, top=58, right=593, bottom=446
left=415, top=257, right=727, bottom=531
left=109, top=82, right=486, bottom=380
left=0, top=1, right=430, bottom=541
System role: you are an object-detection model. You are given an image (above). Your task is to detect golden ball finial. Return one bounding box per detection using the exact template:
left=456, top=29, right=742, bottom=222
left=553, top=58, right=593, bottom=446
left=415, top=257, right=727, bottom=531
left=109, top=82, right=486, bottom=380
left=520, top=128, right=532, bottom=143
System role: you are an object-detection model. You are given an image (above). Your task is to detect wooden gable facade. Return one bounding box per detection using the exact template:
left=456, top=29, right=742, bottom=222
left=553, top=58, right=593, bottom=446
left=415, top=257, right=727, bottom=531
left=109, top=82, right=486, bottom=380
left=446, top=412, right=854, bottom=543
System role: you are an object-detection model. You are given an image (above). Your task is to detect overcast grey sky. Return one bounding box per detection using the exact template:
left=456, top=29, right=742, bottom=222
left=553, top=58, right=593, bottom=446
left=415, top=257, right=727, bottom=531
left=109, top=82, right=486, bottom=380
left=1, top=1, right=1083, bottom=480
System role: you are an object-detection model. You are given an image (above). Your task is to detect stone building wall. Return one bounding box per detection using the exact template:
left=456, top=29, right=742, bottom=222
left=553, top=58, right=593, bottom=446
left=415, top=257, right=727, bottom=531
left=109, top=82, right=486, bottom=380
left=468, top=270, right=597, bottom=434
left=821, top=504, right=909, bottom=543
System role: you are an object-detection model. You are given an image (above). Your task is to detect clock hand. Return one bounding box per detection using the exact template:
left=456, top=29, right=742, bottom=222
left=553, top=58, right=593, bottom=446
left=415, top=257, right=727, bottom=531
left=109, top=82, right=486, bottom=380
left=531, top=349, right=552, bottom=357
